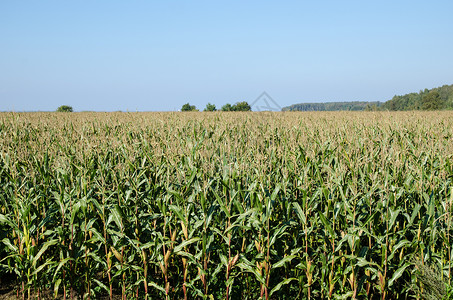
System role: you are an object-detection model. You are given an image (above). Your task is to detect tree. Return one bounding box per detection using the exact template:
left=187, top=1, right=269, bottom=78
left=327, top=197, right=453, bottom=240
left=181, top=103, right=198, bottom=111
left=232, top=101, right=251, bottom=111
left=204, top=103, right=216, bottom=111
left=56, top=105, right=73, bottom=112
left=221, top=103, right=233, bottom=111
left=421, top=91, right=442, bottom=110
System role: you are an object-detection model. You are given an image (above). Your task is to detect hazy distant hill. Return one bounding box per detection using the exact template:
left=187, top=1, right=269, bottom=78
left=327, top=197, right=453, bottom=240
left=282, top=101, right=382, bottom=111
left=282, top=84, right=453, bottom=111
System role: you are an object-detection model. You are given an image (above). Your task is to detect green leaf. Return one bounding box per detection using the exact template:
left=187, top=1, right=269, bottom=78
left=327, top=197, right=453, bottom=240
left=272, top=255, right=297, bottom=269
left=389, top=208, right=401, bottom=230
left=32, top=239, right=59, bottom=267
left=292, top=202, right=306, bottom=225
left=70, top=201, right=81, bottom=224
left=409, top=204, right=421, bottom=226
left=318, top=211, right=335, bottom=237
left=271, top=183, right=281, bottom=201
left=226, top=276, right=235, bottom=288
left=389, top=240, right=410, bottom=260
left=173, top=237, right=200, bottom=253
left=212, top=227, right=229, bottom=245
left=388, top=263, right=410, bottom=287
left=89, top=227, right=106, bottom=244
left=148, top=281, right=167, bottom=294
left=31, top=259, right=54, bottom=275
left=1, top=238, right=18, bottom=252
left=0, top=214, right=16, bottom=229
left=169, top=204, right=187, bottom=225
left=92, top=278, right=109, bottom=293
left=236, top=262, right=266, bottom=285
left=218, top=199, right=231, bottom=218
left=110, top=204, right=124, bottom=231
left=52, top=258, right=73, bottom=282
left=184, top=281, right=205, bottom=298
left=54, top=279, right=62, bottom=299
left=355, top=257, right=382, bottom=271
left=269, top=224, right=288, bottom=246
left=140, top=241, right=155, bottom=250
left=335, top=291, right=354, bottom=299
left=270, top=278, right=297, bottom=297
left=90, top=198, right=103, bottom=214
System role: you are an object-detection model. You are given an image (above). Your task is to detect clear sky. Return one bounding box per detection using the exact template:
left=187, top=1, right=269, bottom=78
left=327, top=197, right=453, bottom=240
left=1, top=1, right=452, bottom=111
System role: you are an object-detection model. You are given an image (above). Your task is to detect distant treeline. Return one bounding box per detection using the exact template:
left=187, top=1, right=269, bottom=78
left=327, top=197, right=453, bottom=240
left=283, top=83, right=453, bottom=111
left=282, top=101, right=382, bottom=111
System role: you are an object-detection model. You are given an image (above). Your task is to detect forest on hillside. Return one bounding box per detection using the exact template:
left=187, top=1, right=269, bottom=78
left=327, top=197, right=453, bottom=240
left=282, top=101, right=382, bottom=111
left=283, top=84, right=453, bottom=111
left=380, top=84, right=453, bottom=110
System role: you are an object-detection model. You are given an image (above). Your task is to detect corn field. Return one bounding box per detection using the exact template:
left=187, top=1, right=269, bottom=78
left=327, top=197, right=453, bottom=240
left=0, top=111, right=452, bottom=299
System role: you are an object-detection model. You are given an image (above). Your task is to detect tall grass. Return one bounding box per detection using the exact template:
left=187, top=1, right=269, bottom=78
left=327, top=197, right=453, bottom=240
left=0, top=111, right=452, bottom=299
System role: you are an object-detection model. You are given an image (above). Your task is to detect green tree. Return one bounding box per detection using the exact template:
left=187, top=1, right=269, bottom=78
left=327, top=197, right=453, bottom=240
left=204, top=103, right=217, bottom=111
left=181, top=103, right=198, bottom=111
left=56, top=105, right=73, bottom=112
left=221, top=103, right=233, bottom=111
left=421, top=91, right=442, bottom=110
left=232, top=101, right=251, bottom=111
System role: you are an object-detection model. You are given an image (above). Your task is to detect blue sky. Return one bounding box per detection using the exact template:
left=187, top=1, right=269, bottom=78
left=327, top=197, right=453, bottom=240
left=1, top=1, right=452, bottom=111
